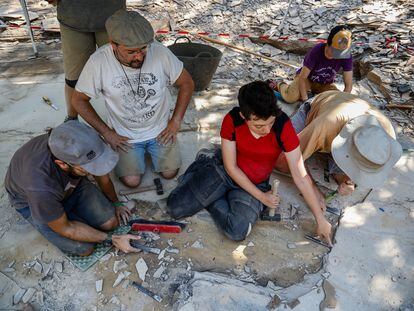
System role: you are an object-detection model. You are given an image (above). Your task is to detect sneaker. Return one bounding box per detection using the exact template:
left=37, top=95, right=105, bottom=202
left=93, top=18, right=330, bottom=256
left=64, top=115, right=78, bottom=122
left=266, top=78, right=283, bottom=91
left=195, top=147, right=217, bottom=161
left=245, top=223, right=252, bottom=237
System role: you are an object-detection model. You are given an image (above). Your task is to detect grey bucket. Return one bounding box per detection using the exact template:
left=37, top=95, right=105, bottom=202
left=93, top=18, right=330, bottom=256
left=168, top=36, right=222, bottom=91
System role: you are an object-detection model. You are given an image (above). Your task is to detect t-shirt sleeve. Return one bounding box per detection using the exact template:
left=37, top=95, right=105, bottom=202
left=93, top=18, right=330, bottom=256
left=342, top=56, right=353, bottom=72
left=220, top=114, right=235, bottom=141
left=160, top=45, right=184, bottom=85
left=302, top=44, right=320, bottom=70
left=280, top=120, right=300, bottom=152
left=26, top=191, right=65, bottom=224
left=75, top=55, right=102, bottom=99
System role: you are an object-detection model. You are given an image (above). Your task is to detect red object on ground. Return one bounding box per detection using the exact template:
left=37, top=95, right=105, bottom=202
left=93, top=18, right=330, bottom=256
left=129, top=219, right=185, bottom=233
left=131, top=223, right=182, bottom=233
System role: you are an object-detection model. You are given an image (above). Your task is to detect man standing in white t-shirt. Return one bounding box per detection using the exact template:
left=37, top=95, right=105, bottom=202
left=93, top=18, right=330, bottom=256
left=72, top=10, right=194, bottom=188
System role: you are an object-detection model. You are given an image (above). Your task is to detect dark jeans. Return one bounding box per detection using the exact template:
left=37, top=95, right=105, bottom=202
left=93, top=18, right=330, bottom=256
left=16, top=179, right=115, bottom=255
left=167, top=150, right=270, bottom=241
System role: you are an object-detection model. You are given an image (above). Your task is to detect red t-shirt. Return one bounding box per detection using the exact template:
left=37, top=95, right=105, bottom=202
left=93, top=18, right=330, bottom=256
left=220, top=108, right=299, bottom=184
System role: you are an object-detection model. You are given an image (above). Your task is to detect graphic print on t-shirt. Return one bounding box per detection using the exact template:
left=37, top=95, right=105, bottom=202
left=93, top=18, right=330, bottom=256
left=112, top=72, right=159, bottom=124
left=310, top=67, right=337, bottom=83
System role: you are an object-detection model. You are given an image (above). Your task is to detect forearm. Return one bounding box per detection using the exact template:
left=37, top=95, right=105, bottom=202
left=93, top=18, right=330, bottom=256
left=72, top=95, right=112, bottom=136
left=171, top=85, right=193, bottom=122
left=343, top=83, right=352, bottom=93
left=293, top=174, right=325, bottom=222
left=94, top=174, right=118, bottom=203
left=298, top=78, right=309, bottom=101
left=225, top=166, right=264, bottom=201
left=58, top=220, right=107, bottom=243
left=343, top=71, right=353, bottom=93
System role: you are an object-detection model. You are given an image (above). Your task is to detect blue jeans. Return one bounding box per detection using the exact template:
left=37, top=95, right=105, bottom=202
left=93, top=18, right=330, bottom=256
left=16, top=179, right=115, bottom=255
left=167, top=150, right=270, bottom=241
left=115, top=137, right=181, bottom=177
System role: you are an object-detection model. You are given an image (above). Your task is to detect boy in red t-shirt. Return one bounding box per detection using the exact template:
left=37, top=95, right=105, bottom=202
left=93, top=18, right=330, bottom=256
left=167, top=81, right=332, bottom=245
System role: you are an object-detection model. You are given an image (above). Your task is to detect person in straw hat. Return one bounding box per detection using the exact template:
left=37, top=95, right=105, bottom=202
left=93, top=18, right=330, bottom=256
left=275, top=91, right=402, bottom=195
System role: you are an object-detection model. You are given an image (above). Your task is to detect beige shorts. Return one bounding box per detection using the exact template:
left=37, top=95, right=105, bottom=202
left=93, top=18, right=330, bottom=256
left=278, top=76, right=339, bottom=104
left=60, top=23, right=109, bottom=81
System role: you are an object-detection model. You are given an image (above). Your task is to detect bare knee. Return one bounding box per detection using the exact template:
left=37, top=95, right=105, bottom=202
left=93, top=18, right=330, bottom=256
left=161, top=169, right=179, bottom=180
left=100, top=216, right=118, bottom=231
left=120, top=175, right=141, bottom=188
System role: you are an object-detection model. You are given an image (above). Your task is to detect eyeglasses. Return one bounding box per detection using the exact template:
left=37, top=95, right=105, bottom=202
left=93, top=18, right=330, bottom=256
left=125, top=44, right=150, bottom=56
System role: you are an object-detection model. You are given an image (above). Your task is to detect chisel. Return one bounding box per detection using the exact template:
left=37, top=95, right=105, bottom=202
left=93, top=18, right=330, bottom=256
left=305, top=234, right=332, bottom=249
left=42, top=96, right=59, bottom=111
left=132, top=281, right=162, bottom=302
left=130, top=240, right=161, bottom=255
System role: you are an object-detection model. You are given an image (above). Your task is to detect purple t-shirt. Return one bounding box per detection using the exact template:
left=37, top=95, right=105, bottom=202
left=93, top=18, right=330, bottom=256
left=298, top=43, right=353, bottom=84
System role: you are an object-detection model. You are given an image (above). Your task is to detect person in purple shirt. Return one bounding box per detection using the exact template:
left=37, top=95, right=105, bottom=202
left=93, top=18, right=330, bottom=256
left=270, top=25, right=353, bottom=104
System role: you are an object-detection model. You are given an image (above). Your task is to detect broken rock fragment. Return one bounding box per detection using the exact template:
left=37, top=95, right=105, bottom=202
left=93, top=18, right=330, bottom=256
left=287, top=242, right=297, bottom=249
left=54, top=261, right=63, bottom=273
left=153, top=265, right=166, bottom=279
left=22, top=288, right=36, bottom=304
left=99, top=253, right=112, bottom=263
left=113, top=260, right=128, bottom=273
left=33, top=261, right=43, bottom=274
left=166, top=247, right=180, bottom=254
left=158, top=249, right=166, bottom=260
left=13, top=288, right=26, bottom=305
left=191, top=240, right=204, bottom=249
left=109, top=295, right=120, bottom=305
left=96, top=279, right=103, bottom=293
left=135, top=258, right=148, bottom=282
left=113, top=271, right=131, bottom=288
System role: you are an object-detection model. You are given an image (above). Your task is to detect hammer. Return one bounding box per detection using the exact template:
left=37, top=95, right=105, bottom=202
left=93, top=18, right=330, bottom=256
left=261, top=179, right=282, bottom=221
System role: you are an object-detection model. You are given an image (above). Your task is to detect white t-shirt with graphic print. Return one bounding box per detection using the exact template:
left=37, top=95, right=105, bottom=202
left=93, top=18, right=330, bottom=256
left=76, top=41, right=183, bottom=143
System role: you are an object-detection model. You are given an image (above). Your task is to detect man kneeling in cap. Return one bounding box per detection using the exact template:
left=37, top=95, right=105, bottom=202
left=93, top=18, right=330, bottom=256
left=72, top=9, right=194, bottom=188
left=5, top=122, right=141, bottom=255
left=275, top=91, right=402, bottom=195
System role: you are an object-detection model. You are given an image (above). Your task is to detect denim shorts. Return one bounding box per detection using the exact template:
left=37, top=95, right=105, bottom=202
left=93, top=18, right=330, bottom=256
left=115, top=138, right=182, bottom=177
left=15, top=179, right=115, bottom=255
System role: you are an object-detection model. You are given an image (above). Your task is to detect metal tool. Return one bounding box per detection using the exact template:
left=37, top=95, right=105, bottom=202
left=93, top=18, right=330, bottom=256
left=269, top=179, right=280, bottom=216
left=42, top=96, right=59, bottom=111
left=261, top=179, right=281, bottom=221
left=261, top=212, right=282, bottom=221
left=130, top=240, right=161, bottom=255
left=132, top=281, right=162, bottom=302
left=119, top=184, right=157, bottom=196
left=19, top=0, right=38, bottom=57
left=326, top=207, right=341, bottom=216
left=305, top=234, right=332, bottom=249
left=153, top=178, right=164, bottom=195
